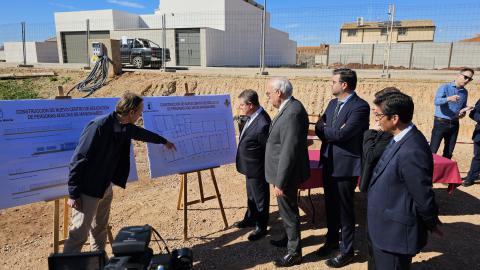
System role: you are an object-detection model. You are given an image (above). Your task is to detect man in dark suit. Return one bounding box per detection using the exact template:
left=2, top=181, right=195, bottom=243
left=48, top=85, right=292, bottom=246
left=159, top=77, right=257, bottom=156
left=234, top=89, right=272, bottom=241
left=315, top=68, right=370, bottom=268
left=368, top=92, right=442, bottom=269
left=463, top=98, right=480, bottom=187
left=265, top=77, right=310, bottom=267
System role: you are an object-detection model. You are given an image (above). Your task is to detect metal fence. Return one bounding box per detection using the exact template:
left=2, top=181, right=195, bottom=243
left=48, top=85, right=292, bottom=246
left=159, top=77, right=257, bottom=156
left=1, top=2, right=479, bottom=76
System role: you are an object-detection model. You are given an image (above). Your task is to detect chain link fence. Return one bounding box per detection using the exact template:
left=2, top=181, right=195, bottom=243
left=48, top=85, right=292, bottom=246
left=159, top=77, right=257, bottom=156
left=0, top=2, right=479, bottom=75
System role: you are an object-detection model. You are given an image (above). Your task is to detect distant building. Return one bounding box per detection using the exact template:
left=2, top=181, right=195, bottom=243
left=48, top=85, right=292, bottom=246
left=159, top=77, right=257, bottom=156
left=460, top=34, right=480, bottom=42
left=340, top=19, right=435, bottom=44
left=54, top=0, right=296, bottom=67
left=296, top=45, right=329, bottom=66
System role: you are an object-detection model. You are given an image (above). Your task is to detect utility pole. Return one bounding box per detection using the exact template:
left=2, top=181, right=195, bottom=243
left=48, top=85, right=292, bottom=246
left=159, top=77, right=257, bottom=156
left=382, top=4, right=395, bottom=78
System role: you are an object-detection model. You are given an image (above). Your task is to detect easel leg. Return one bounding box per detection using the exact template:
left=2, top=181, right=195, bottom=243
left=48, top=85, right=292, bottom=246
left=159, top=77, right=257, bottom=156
left=53, top=199, right=60, bottom=253
left=63, top=198, right=69, bottom=240
left=177, top=175, right=184, bottom=210
left=107, top=226, right=114, bottom=248
left=197, top=171, right=205, bottom=203
left=183, top=173, right=188, bottom=240
left=209, top=168, right=228, bottom=228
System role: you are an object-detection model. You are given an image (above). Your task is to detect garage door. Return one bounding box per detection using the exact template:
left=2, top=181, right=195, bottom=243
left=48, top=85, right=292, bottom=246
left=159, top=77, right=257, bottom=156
left=61, top=31, right=110, bottom=63
left=176, top=29, right=200, bottom=66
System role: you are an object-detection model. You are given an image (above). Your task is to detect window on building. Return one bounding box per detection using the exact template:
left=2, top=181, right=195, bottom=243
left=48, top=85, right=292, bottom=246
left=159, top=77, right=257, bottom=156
left=380, top=28, right=388, bottom=36
left=398, top=27, right=408, bottom=36
left=347, top=29, right=357, bottom=36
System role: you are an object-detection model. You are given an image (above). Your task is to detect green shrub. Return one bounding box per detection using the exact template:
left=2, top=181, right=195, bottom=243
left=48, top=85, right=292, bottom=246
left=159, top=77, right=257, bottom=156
left=0, top=80, right=40, bottom=100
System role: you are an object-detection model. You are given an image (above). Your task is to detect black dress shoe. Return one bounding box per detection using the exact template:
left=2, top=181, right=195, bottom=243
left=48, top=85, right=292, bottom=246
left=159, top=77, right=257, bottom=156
left=270, top=237, right=288, bottom=247
left=233, top=220, right=255, bottom=229
left=273, top=253, right=302, bottom=267
left=316, top=243, right=340, bottom=258
left=325, top=252, right=354, bottom=268
left=462, top=180, right=474, bottom=187
left=248, top=228, right=267, bottom=241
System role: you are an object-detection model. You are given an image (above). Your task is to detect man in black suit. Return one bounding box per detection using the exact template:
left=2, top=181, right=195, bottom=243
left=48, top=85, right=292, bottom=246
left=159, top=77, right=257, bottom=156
left=368, top=92, right=442, bottom=269
left=265, top=77, right=310, bottom=267
left=315, top=68, right=370, bottom=268
left=234, top=89, right=272, bottom=241
left=463, top=98, right=480, bottom=187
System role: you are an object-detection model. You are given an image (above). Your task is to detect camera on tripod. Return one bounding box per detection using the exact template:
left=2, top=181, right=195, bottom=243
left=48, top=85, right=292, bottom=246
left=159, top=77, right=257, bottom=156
left=104, top=224, right=193, bottom=270
left=49, top=224, right=193, bottom=270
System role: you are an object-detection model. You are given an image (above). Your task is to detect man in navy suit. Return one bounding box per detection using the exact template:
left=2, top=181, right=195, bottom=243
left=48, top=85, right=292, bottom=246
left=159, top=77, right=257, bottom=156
left=234, top=89, right=272, bottom=241
left=315, top=68, right=370, bottom=268
left=463, top=98, right=480, bottom=187
left=368, top=92, right=442, bottom=269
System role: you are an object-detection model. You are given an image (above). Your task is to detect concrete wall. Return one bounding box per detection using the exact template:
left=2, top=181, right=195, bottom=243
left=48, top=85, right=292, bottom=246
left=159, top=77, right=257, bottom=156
left=328, top=42, right=480, bottom=69
left=0, top=50, right=5, bottom=61
left=4, top=41, right=58, bottom=63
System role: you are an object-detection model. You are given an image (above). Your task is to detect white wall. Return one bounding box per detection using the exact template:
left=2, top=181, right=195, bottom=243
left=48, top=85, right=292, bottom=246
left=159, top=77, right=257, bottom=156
left=55, top=10, right=116, bottom=32
left=0, top=50, right=5, bottom=61
left=4, top=42, right=37, bottom=63
left=155, top=0, right=226, bottom=31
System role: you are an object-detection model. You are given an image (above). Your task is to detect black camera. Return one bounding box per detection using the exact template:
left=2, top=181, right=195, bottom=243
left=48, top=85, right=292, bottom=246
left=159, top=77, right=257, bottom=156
left=104, top=225, right=193, bottom=270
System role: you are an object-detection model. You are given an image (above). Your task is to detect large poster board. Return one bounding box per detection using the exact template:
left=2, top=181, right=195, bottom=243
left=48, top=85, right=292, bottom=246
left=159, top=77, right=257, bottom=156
left=143, top=95, right=237, bottom=177
left=0, top=98, right=138, bottom=210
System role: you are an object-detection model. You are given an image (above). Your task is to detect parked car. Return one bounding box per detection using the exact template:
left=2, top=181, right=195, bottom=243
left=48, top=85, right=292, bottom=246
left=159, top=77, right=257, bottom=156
left=120, top=38, right=170, bottom=69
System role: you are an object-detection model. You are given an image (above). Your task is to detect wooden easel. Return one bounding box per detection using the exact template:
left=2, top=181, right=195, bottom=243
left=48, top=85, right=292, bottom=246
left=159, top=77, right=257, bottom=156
left=176, top=167, right=228, bottom=240
left=50, top=86, right=113, bottom=253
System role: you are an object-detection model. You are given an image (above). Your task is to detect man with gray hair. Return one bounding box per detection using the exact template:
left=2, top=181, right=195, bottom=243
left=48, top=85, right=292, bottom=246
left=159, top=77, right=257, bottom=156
left=265, top=77, right=310, bottom=267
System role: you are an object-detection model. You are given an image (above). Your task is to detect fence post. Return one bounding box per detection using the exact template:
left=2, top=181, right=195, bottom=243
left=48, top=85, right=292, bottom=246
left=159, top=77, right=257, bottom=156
left=85, top=19, right=90, bottom=69
left=21, top=22, right=26, bottom=66
left=408, top=43, right=414, bottom=69
left=370, top=44, right=374, bottom=65
left=447, top=42, right=453, bottom=69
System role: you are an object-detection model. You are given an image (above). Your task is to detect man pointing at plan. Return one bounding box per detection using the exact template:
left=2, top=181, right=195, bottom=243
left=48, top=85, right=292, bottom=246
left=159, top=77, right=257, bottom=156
left=63, top=92, right=176, bottom=253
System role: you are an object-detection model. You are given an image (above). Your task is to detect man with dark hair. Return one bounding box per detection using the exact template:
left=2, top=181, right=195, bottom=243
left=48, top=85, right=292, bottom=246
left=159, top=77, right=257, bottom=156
left=64, top=92, right=176, bottom=253
left=315, top=68, right=370, bottom=268
left=265, top=77, right=310, bottom=267
left=369, top=91, right=441, bottom=270
left=430, top=68, right=474, bottom=159
left=234, top=89, right=272, bottom=241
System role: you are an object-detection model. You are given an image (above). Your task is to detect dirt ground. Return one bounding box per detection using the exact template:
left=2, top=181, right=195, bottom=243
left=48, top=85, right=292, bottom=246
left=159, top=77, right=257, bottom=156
left=0, top=67, right=479, bottom=270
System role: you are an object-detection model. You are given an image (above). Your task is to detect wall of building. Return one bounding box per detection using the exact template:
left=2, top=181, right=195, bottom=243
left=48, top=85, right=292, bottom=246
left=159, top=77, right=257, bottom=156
left=0, top=50, right=5, bottom=61
left=35, top=42, right=59, bottom=63
left=155, top=0, right=226, bottom=31
left=341, top=27, right=435, bottom=44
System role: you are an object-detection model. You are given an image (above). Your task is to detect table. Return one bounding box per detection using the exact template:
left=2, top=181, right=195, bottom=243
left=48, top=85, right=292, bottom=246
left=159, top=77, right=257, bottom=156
left=298, top=150, right=463, bottom=222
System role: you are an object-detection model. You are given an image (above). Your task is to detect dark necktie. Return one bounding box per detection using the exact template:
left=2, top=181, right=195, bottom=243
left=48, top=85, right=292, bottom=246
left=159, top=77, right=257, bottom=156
left=332, top=101, right=344, bottom=126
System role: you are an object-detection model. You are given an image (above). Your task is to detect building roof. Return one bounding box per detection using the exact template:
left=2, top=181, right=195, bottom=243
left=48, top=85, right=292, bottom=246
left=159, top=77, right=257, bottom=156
left=341, top=20, right=435, bottom=30
left=460, top=34, right=480, bottom=42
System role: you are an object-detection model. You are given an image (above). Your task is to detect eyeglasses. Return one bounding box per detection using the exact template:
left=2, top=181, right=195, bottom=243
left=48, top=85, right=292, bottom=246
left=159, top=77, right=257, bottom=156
left=461, top=74, right=473, bottom=82
left=374, top=113, right=386, bottom=120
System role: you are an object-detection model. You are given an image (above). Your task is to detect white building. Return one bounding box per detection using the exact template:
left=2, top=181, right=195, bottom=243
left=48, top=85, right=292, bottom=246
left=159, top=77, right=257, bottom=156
left=54, top=0, right=296, bottom=67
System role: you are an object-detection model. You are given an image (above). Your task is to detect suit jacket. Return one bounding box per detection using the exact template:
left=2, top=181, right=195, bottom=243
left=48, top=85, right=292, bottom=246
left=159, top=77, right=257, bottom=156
left=367, top=126, right=439, bottom=255
left=469, top=99, right=480, bottom=142
left=265, top=97, right=310, bottom=190
left=316, top=93, right=370, bottom=177
left=359, top=129, right=393, bottom=192
left=236, top=109, right=271, bottom=178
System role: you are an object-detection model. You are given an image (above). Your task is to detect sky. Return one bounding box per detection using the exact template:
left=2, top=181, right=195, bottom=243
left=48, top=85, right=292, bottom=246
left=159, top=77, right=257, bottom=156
left=0, top=0, right=479, bottom=46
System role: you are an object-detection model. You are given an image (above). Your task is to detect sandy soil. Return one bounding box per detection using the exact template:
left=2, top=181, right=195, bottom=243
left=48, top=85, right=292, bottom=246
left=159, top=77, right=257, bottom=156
left=0, top=67, right=479, bottom=270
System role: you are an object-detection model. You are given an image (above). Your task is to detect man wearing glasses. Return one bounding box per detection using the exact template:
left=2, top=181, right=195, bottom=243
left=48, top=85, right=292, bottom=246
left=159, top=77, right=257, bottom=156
left=430, top=68, right=474, bottom=159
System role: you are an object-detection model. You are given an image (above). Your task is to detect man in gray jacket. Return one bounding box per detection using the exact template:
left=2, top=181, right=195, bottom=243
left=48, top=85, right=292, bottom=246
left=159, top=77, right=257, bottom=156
left=265, top=77, right=310, bottom=267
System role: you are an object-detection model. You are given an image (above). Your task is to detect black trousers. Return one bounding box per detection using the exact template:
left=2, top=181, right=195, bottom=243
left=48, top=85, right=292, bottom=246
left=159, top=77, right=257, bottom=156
left=323, top=156, right=356, bottom=254
left=244, top=176, right=270, bottom=230
left=466, top=141, right=480, bottom=182
left=277, top=185, right=301, bottom=255
left=430, top=117, right=459, bottom=159
left=371, top=244, right=412, bottom=270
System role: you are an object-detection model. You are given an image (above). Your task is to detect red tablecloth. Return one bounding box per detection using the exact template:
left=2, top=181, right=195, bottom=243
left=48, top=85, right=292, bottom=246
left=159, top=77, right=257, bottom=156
left=299, top=150, right=462, bottom=194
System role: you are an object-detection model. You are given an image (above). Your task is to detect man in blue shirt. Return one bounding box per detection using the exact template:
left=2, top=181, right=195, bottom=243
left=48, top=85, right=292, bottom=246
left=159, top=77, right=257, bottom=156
left=430, top=68, right=474, bottom=159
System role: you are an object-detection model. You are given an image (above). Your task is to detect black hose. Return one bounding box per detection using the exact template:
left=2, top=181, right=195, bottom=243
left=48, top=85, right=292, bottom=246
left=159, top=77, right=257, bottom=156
left=66, top=55, right=109, bottom=98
